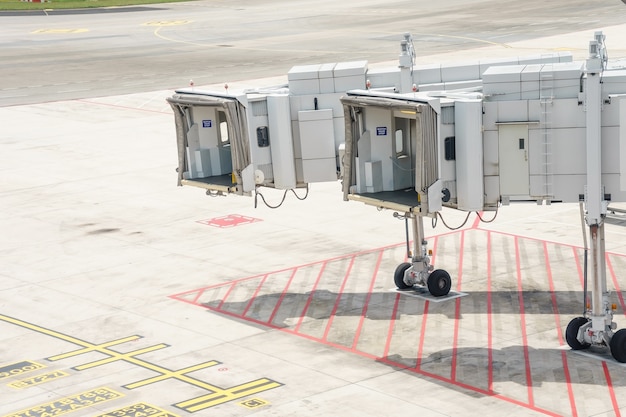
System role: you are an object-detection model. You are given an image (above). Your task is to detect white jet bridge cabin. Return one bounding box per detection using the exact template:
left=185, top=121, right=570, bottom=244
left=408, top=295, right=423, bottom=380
left=167, top=32, right=626, bottom=362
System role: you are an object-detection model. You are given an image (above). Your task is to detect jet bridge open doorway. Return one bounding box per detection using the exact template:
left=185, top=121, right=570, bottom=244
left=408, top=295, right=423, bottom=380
left=167, top=93, right=253, bottom=195
left=340, top=92, right=451, bottom=297
left=340, top=93, right=440, bottom=215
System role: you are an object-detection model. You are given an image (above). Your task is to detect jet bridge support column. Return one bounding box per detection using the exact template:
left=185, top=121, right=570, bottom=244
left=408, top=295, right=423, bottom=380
left=393, top=210, right=452, bottom=298
left=565, top=32, right=626, bottom=363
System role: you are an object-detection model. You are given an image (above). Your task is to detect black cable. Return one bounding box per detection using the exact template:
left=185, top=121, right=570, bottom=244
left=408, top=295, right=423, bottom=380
left=436, top=211, right=471, bottom=230
left=475, top=206, right=499, bottom=223
left=254, top=185, right=309, bottom=209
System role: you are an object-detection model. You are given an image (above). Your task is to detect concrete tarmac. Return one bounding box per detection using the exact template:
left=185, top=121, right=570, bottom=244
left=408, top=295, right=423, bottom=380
left=3, top=2, right=626, bottom=416
left=2, top=0, right=626, bottom=106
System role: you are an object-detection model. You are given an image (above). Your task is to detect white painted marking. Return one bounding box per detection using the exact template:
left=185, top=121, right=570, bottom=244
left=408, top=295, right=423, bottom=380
left=391, top=288, right=468, bottom=302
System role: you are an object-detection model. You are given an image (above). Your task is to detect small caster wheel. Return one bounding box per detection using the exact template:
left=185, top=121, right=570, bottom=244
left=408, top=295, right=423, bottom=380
left=565, top=317, right=590, bottom=350
left=394, top=262, right=412, bottom=289
left=610, top=328, right=626, bottom=363
left=427, top=269, right=451, bottom=297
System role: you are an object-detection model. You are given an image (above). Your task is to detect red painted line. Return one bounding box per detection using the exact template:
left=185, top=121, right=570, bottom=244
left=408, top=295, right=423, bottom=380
left=415, top=299, right=429, bottom=370
left=471, top=212, right=482, bottom=229
left=450, top=230, right=465, bottom=382
left=351, top=250, right=384, bottom=350
left=205, top=297, right=563, bottom=417
left=602, top=361, right=622, bottom=417
left=515, top=236, right=534, bottom=407
left=544, top=242, right=578, bottom=417
left=217, top=282, right=237, bottom=310
left=322, top=255, right=356, bottom=342
left=268, top=268, right=299, bottom=325
left=169, top=229, right=626, bottom=302
left=169, top=242, right=408, bottom=298
left=294, top=262, right=328, bottom=333
left=242, top=274, right=270, bottom=316
left=415, top=235, right=438, bottom=369
left=378, top=357, right=563, bottom=417
left=486, top=231, right=494, bottom=393
left=382, top=293, right=402, bottom=359
left=190, top=288, right=206, bottom=305
left=573, top=247, right=585, bottom=299
left=606, top=254, right=626, bottom=316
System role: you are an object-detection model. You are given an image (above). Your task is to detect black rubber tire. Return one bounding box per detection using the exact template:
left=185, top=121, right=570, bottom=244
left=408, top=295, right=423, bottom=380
left=427, top=269, right=452, bottom=297
left=610, top=328, right=626, bottom=363
left=394, top=262, right=412, bottom=289
left=565, top=317, right=591, bottom=350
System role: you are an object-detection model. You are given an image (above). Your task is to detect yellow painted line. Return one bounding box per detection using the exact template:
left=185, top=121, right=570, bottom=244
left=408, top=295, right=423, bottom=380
left=32, top=28, right=89, bottom=34
left=7, top=370, right=69, bottom=389
left=47, top=335, right=142, bottom=361
left=0, top=314, right=94, bottom=347
left=74, top=344, right=168, bottom=370
left=142, top=20, right=192, bottom=26
left=93, top=402, right=179, bottom=417
left=0, top=360, right=45, bottom=380
left=0, top=315, right=284, bottom=408
left=176, top=378, right=282, bottom=412
left=5, top=387, right=122, bottom=417
left=0, top=314, right=223, bottom=391
left=124, top=360, right=220, bottom=389
left=177, top=360, right=221, bottom=374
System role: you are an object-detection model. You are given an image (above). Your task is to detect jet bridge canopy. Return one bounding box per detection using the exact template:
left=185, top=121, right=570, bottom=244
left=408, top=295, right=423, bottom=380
left=340, top=92, right=441, bottom=215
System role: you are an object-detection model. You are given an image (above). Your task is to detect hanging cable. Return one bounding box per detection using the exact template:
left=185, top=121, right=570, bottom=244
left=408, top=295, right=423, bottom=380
left=254, top=185, right=309, bottom=209
left=435, top=211, right=472, bottom=230
left=475, top=206, right=499, bottom=223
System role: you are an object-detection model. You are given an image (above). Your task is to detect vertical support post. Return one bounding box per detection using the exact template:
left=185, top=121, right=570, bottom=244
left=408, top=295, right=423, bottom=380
left=584, top=36, right=612, bottom=337
left=585, top=46, right=603, bottom=226
left=398, top=33, right=415, bottom=94
left=411, top=213, right=425, bottom=263
left=589, top=225, right=603, bottom=317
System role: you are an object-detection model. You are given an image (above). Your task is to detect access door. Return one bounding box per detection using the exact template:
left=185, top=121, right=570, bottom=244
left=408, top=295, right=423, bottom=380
left=498, top=124, right=530, bottom=196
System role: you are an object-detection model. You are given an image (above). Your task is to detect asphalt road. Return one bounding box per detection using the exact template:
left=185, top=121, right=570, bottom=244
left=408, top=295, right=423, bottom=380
left=1, top=0, right=626, bottom=106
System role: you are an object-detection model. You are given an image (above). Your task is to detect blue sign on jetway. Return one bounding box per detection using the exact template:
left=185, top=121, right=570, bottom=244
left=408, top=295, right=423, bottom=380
left=376, top=126, right=387, bottom=136
left=202, top=120, right=212, bottom=128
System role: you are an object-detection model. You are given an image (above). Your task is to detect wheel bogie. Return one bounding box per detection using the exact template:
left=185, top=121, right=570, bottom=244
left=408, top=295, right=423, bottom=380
left=427, top=269, right=451, bottom=297
left=394, top=262, right=412, bottom=289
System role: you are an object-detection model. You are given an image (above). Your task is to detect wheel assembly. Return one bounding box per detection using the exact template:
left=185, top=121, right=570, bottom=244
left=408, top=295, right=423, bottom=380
left=610, top=328, right=626, bottom=363
left=565, top=317, right=591, bottom=350
left=393, top=262, right=412, bottom=289
left=427, top=269, right=451, bottom=297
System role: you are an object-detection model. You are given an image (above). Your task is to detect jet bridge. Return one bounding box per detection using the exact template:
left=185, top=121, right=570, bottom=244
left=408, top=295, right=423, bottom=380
left=167, top=32, right=626, bottom=362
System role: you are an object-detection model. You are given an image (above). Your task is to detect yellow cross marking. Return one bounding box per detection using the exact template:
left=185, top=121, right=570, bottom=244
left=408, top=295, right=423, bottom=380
left=73, top=343, right=168, bottom=370
left=175, top=378, right=282, bottom=412
left=124, top=360, right=220, bottom=389
left=47, top=335, right=142, bottom=361
left=0, top=314, right=283, bottom=411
